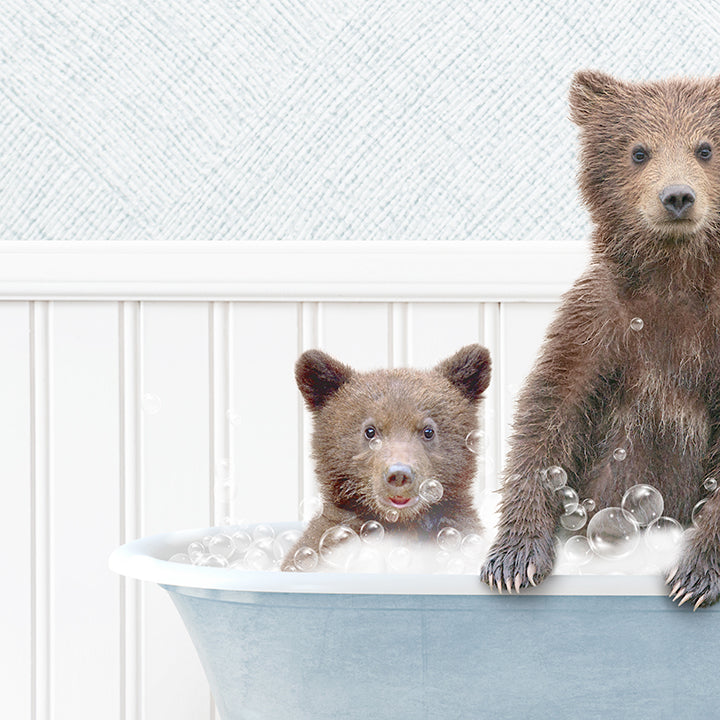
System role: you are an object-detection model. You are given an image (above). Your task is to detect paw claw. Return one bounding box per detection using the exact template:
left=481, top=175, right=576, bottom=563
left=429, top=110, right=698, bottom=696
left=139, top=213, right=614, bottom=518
left=671, top=580, right=682, bottom=597
left=488, top=574, right=494, bottom=590
left=505, top=576, right=513, bottom=593
left=515, top=574, right=522, bottom=594
left=678, top=592, right=693, bottom=607
left=527, top=563, right=537, bottom=587
left=694, top=594, right=706, bottom=611
left=665, top=566, right=678, bottom=584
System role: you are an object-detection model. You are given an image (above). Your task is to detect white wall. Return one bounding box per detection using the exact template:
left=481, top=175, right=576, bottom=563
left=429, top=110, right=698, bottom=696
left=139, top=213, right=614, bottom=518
left=1, top=240, right=586, bottom=720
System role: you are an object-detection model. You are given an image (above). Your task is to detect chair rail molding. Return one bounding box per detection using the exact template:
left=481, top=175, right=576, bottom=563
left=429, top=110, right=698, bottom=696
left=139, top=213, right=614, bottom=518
left=0, top=240, right=591, bottom=302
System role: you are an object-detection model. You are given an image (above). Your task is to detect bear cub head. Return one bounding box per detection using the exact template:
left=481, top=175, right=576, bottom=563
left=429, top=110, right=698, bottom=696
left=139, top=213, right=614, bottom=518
left=296, top=344, right=491, bottom=532
left=570, top=70, right=720, bottom=261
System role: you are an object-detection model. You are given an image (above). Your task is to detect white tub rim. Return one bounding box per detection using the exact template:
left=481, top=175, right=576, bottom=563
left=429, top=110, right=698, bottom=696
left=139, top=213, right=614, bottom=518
left=108, top=524, right=672, bottom=597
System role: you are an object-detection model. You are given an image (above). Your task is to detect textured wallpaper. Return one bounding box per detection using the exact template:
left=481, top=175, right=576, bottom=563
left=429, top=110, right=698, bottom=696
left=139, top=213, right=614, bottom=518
left=1, top=1, right=719, bottom=243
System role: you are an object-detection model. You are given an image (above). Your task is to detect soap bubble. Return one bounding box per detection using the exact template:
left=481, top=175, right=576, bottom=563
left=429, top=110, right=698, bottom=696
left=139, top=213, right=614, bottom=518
left=253, top=524, right=275, bottom=541
left=231, top=529, right=252, bottom=553
left=465, top=430, right=484, bottom=454
left=613, top=448, right=627, bottom=462
left=319, top=525, right=361, bottom=567
left=385, top=508, right=400, bottom=523
left=245, top=540, right=275, bottom=571
left=692, top=499, right=707, bottom=527
left=703, top=477, right=718, bottom=492
left=419, top=478, right=444, bottom=504
left=436, top=527, right=462, bottom=552
left=169, top=553, right=190, bottom=564
left=198, top=554, right=229, bottom=568
left=587, top=507, right=641, bottom=559
left=299, top=496, right=324, bottom=521
left=564, top=535, right=593, bottom=565
left=630, top=317, right=644, bottom=331
left=388, top=546, right=412, bottom=572
left=369, top=437, right=383, bottom=451
left=621, top=484, right=664, bottom=527
left=141, top=392, right=161, bottom=415
left=187, top=541, right=206, bottom=563
left=581, top=498, right=596, bottom=513
left=360, top=520, right=385, bottom=545
left=460, top=533, right=486, bottom=560
left=273, top=529, right=302, bottom=561
left=293, top=546, right=319, bottom=571
left=546, top=466, right=568, bottom=490
left=207, top=533, right=235, bottom=559
left=556, top=486, right=579, bottom=514
left=644, top=516, right=684, bottom=554
left=559, top=504, right=587, bottom=531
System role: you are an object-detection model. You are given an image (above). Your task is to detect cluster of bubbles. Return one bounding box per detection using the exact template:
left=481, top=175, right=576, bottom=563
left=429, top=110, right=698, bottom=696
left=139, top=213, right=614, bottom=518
left=289, top=520, right=489, bottom=574
left=168, top=524, right=303, bottom=571
left=552, top=457, right=718, bottom=573
left=166, top=518, right=490, bottom=575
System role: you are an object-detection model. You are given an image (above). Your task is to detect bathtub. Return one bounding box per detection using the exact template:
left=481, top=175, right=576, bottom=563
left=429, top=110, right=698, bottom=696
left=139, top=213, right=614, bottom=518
left=110, top=523, right=720, bottom=720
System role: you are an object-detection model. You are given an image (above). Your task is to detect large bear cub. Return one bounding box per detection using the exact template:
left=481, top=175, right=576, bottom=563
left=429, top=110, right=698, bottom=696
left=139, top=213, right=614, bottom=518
left=481, top=71, right=720, bottom=608
left=282, top=344, right=491, bottom=571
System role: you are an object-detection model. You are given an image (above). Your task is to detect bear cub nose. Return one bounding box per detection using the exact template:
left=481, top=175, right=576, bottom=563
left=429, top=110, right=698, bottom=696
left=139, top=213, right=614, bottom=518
left=659, top=184, right=695, bottom=219
left=385, top=463, right=414, bottom=488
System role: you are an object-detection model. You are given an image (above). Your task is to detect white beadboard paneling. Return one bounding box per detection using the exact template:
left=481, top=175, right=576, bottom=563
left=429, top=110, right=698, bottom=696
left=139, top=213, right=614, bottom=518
left=230, top=302, right=301, bottom=522
left=50, top=302, right=121, bottom=719
left=319, top=302, right=391, bottom=368
left=1, top=303, right=31, bottom=719
left=498, top=302, right=559, bottom=467
left=406, top=302, right=483, bottom=367
left=140, top=302, right=212, bottom=720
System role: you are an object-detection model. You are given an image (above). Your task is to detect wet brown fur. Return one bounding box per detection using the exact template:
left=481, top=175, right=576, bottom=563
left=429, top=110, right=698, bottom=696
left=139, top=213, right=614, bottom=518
left=481, top=71, right=720, bottom=608
left=282, top=344, right=491, bottom=571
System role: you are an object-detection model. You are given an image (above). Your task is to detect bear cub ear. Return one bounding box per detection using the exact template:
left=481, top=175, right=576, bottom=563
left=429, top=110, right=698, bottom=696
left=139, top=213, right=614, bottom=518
left=435, top=344, right=491, bottom=404
left=569, top=70, right=625, bottom=126
left=295, top=349, right=354, bottom=411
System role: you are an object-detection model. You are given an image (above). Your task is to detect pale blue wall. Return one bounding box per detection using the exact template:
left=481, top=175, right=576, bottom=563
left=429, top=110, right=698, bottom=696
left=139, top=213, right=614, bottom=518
left=1, top=1, right=718, bottom=243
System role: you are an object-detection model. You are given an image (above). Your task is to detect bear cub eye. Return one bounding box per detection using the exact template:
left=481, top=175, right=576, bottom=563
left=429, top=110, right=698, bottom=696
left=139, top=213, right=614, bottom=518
left=364, top=426, right=377, bottom=440
left=422, top=426, right=435, bottom=440
left=631, top=145, right=649, bottom=165
left=696, top=142, right=713, bottom=162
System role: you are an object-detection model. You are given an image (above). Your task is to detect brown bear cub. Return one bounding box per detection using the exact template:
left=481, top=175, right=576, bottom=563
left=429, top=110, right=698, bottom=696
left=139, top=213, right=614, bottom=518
left=481, top=70, right=720, bottom=608
left=282, top=344, right=491, bottom=571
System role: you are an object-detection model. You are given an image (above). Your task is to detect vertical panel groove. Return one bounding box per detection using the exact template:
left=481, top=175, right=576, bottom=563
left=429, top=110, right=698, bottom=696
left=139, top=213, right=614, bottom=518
left=210, top=302, right=232, bottom=527
left=30, top=300, right=51, bottom=720
left=119, top=301, right=142, bottom=720
left=299, top=302, right=319, bottom=515
left=390, top=302, right=409, bottom=368
left=482, top=302, right=503, bottom=492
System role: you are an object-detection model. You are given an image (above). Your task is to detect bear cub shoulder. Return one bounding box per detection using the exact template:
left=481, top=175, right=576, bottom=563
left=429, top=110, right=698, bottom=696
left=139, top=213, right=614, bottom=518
left=282, top=344, right=491, bottom=571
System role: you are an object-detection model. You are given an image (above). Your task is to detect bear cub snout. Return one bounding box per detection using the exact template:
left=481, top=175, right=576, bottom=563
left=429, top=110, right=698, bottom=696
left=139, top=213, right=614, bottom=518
left=281, top=344, right=491, bottom=572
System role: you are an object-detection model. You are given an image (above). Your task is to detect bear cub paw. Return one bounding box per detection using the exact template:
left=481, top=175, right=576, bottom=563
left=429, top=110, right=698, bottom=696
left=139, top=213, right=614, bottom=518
left=480, top=533, right=555, bottom=593
left=666, top=545, right=720, bottom=610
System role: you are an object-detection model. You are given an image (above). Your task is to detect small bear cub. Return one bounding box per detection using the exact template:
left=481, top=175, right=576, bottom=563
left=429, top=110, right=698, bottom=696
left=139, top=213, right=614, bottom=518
left=281, top=344, right=491, bottom=571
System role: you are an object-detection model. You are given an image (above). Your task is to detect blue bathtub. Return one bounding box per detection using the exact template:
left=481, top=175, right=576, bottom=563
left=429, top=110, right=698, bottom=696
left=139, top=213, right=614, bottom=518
left=109, top=524, right=720, bottom=720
